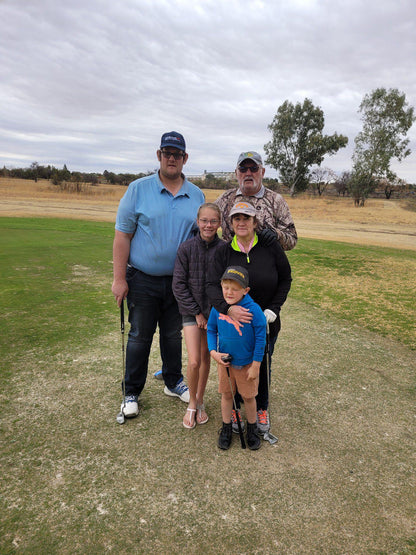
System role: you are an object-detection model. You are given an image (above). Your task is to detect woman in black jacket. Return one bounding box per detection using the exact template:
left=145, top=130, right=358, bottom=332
left=173, top=203, right=224, bottom=429
left=207, top=200, right=292, bottom=435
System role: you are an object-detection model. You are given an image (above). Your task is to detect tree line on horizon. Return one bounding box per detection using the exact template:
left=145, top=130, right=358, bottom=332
left=2, top=88, right=415, bottom=206
left=2, top=162, right=414, bottom=203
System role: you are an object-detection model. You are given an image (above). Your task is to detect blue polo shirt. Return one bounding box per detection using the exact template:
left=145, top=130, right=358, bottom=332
left=116, top=172, right=205, bottom=276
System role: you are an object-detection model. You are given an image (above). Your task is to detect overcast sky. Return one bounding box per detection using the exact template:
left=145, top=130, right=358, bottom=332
left=1, top=0, right=415, bottom=181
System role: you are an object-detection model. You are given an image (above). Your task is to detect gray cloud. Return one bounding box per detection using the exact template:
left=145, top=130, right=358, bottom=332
left=1, top=0, right=415, bottom=180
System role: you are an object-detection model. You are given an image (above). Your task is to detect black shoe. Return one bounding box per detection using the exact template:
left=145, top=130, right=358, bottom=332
left=246, top=422, right=261, bottom=450
left=218, top=422, right=233, bottom=450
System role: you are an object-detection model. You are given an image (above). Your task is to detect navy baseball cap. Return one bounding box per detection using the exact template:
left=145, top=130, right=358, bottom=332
left=160, top=131, right=186, bottom=152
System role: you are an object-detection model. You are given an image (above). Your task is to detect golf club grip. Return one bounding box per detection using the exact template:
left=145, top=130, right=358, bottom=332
left=120, top=300, right=125, bottom=333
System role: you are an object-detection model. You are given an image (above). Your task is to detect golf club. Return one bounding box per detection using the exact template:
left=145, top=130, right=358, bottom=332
left=262, top=324, right=278, bottom=444
left=116, top=300, right=126, bottom=424
left=222, top=355, right=246, bottom=449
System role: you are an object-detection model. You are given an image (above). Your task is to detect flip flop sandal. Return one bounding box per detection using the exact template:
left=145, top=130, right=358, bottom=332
left=183, top=408, right=196, bottom=429
left=196, top=404, right=209, bottom=425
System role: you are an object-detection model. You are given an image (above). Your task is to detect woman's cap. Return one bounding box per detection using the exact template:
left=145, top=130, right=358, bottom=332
left=221, top=266, right=249, bottom=288
left=229, top=201, right=256, bottom=218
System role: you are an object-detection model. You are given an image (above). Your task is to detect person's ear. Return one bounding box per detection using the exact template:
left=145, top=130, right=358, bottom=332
left=183, top=153, right=188, bottom=165
left=243, top=286, right=250, bottom=295
left=157, top=150, right=162, bottom=161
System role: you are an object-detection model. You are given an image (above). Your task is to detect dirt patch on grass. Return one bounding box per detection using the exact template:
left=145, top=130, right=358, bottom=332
left=2, top=302, right=415, bottom=554
left=2, top=179, right=416, bottom=250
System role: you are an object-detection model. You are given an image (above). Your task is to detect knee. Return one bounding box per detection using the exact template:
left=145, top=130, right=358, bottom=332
left=222, top=391, right=233, bottom=401
left=187, top=359, right=200, bottom=373
left=128, top=328, right=152, bottom=342
left=161, top=327, right=181, bottom=341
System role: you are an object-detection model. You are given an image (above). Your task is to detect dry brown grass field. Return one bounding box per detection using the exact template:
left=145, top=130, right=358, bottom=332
left=1, top=177, right=416, bottom=250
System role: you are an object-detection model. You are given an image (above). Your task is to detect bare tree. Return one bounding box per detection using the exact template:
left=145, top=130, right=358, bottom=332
left=378, top=177, right=407, bottom=199
left=334, top=171, right=350, bottom=197
left=309, top=166, right=336, bottom=196
left=30, top=162, right=39, bottom=182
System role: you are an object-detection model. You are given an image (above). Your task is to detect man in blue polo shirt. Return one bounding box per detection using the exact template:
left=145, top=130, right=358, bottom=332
left=112, top=131, right=205, bottom=418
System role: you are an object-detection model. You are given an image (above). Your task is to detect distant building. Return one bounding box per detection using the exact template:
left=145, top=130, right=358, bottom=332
left=187, top=170, right=235, bottom=181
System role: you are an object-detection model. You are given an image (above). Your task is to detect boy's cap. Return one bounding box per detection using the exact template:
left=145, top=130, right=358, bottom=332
left=221, top=266, right=249, bottom=288
left=237, top=151, right=263, bottom=167
left=160, top=131, right=186, bottom=152
left=229, top=201, right=257, bottom=218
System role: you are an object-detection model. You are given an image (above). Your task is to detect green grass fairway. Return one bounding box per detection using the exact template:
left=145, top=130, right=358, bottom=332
left=1, top=217, right=415, bottom=554
left=287, top=238, right=416, bottom=349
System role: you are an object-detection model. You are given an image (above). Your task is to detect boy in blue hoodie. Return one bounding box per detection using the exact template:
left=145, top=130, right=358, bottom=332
left=207, top=266, right=266, bottom=450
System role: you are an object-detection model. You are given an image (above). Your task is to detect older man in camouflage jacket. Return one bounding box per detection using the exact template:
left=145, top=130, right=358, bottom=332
left=215, top=151, right=297, bottom=251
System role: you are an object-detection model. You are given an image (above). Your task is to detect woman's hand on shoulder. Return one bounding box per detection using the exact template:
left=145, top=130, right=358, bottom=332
left=227, top=305, right=252, bottom=323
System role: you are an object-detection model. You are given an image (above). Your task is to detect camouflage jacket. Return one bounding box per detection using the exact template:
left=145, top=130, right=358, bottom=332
left=215, top=187, right=298, bottom=250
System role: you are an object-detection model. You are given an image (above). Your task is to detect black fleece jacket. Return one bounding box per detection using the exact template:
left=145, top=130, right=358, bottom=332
left=206, top=239, right=292, bottom=336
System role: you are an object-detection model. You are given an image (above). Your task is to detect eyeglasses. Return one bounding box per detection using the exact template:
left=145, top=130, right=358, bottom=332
left=160, top=150, right=185, bottom=160
left=238, top=165, right=259, bottom=173
left=198, top=218, right=220, bottom=225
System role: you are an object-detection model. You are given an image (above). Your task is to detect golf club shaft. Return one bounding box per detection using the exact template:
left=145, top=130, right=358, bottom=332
left=120, top=300, right=126, bottom=410
left=264, top=325, right=278, bottom=443
left=226, top=366, right=246, bottom=449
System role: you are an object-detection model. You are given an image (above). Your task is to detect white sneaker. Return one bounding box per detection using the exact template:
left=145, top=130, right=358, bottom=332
left=121, top=395, right=139, bottom=417
left=163, top=378, right=190, bottom=403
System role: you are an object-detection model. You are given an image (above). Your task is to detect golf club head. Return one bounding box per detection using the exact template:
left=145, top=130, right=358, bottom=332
left=116, top=411, right=125, bottom=424
left=263, top=431, right=278, bottom=445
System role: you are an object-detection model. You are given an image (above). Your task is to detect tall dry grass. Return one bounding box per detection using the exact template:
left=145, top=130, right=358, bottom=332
left=2, top=178, right=416, bottom=228
left=0, top=177, right=126, bottom=201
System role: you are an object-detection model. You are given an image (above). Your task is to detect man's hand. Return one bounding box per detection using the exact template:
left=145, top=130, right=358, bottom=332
left=258, top=228, right=278, bottom=247
left=227, top=304, right=253, bottom=323
left=112, top=279, right=129, bottom=307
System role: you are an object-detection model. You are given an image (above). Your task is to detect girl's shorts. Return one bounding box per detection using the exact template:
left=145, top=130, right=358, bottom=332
left=182, top=315, right=197, bottom=327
